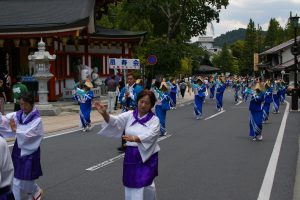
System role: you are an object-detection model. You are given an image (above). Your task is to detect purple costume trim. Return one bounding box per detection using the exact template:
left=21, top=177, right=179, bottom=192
left=16, top=109, right=40, bottom=125
left=12, top=108, right=43, bottom=180
left=130, top=109, right=154, bottom=127
left=123, top=147, right=158, bottom=188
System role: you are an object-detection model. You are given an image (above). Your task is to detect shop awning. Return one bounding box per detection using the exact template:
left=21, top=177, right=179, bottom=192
left=273, top=55, right=300, bottom=71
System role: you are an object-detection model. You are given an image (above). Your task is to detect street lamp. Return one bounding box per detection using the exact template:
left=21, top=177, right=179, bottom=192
left=290, top=12, right=299, bottom=110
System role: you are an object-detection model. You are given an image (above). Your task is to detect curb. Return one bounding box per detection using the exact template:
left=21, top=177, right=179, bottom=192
left=5, top=97, right=194, bottom=141
left=44, top=99, right=194, bottom=135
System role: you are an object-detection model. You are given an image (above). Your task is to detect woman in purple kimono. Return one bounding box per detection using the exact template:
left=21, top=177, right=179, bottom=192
left=95, top=90, right=160, bottom=200
left=0, top=92, right=43, bottom=200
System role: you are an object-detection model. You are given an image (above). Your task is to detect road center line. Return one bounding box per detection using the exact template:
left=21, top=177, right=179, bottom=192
left=257, top=101, right=290, bottom=200
left=86, top=134, right=172, bottom=172
left=204, top=110, right=226, bottom=120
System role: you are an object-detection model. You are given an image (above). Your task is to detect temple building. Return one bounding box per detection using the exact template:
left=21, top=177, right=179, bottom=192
left=0, top=0, right=146, bottom=101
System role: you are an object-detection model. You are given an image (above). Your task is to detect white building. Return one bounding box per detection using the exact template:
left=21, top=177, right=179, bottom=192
left=196, top=36, right=221, bottom=54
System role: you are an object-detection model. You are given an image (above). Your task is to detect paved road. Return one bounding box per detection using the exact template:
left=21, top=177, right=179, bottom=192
left=15, top=91, right=299, bottom=200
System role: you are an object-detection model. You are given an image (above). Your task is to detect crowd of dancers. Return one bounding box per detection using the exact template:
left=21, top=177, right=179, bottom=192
left=0, top=71, right=289, bottom=200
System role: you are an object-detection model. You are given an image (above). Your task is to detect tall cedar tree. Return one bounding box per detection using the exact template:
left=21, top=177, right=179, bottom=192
left=241, top=19, right=257, bottom=76
left=263, top=18, right=284, bottom=50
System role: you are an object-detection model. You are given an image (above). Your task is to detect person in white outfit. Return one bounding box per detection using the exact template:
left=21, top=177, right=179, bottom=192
left=94, top=89, right=160, bottom=200
left=0, top=136, right=15, bottom=200
left=106, top=75, right=117, bottom=113
left=0, top=92, right=43, bottom=200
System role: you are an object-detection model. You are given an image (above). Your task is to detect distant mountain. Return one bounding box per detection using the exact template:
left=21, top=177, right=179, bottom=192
left=214, top=28, right=246, bottom=47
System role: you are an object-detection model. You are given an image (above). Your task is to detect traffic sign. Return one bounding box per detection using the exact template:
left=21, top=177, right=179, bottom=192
left=147, top=55, right=157, bottom=65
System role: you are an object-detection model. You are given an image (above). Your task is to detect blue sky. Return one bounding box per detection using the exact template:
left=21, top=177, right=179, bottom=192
left=192, top=0, right=300, bottom=40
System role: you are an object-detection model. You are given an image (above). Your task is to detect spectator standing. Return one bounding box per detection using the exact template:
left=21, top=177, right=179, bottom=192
left=0, top=79, right=7, bottom=114
left=179, top=79, right=187, bottom=98
left=107, top=75, right=117, bottom=113
left=3, top=70, right=11, bottom=103
left=12, top=77, right=28, bottom=112
left=74, top=59, right=83, bottom=84
left=115, top=78, right=125, bottom=110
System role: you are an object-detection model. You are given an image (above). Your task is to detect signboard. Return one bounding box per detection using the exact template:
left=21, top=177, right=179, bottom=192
left=147, top=55, right=157, bottom=65
left=109, top=58, right=140, bottom=69
left=253, top=53, right=259, bottom=72
left=21, top=76, right=37, bottom=82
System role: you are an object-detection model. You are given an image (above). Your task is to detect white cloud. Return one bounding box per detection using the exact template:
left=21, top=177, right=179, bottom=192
left=213, top=19, right=247, bottom=36
left=190, top=0, right=299, bottom=41
left=290, top=0, right=300, bottom=4
left=213, top=0, right=300, bottom=35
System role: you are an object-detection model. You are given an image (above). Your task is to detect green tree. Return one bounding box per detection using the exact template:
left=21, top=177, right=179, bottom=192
left=230, top=40, right=245, bottom=74
left=241, top=19, right=257, bottom=76
left=230, top=40, right=245, bottom=58
left=256, top=24, right=264, bottom=53
left=212, top=43, right=235, bottom=73
left=96, top=0, right=229, bottom=78
left=119, top=0, right=229, bottom=42
left=137, top=38, right=183, bottom=76
left=284, top=20, right=300, bottom=41
left=263, top=18, right=284, bottom=50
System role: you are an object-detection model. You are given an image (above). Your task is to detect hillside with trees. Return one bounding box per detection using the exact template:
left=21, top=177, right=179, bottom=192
left=211, top=17, right=299, bottom=76
left=214, top=28, right=247, bottom=47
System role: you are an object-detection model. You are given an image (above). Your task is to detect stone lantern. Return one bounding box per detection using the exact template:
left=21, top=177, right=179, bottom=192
left=28, top=38, right=60, bottom=115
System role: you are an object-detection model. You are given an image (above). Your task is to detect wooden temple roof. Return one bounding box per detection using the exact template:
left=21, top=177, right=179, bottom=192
left=0, top=0, right=120, bottom=36
left=90, top=26, right=147, bottom=40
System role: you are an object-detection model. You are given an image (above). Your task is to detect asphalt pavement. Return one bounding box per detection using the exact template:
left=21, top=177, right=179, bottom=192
left=5, top=91, right=300, bottom=200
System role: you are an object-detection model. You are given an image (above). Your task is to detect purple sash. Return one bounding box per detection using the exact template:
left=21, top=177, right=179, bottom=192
left=12, top=108, right=42, bottom=180
left=123, top=147, right=158, bottom=188
left=130, top=109, right=154, bottom=127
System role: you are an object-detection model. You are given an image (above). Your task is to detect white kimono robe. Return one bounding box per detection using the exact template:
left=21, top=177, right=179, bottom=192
left=0, top=110, right=44, bottom=157
left=0, top=109, right=44, bottom=200
left=0, top=137, right=14, bottom=188
left=98, top=110, right=160, bottom=200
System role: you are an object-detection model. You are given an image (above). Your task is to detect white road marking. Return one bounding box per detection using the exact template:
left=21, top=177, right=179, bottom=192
left=235, top=101, right=243, bottom=106
left=86, top=134, right=172, bottom=172
left=204, top=110, right=226, bottom=120
left=257, top=101, right=290, bottom=200
left=7, top=123, right=103, bottom=147
left=44, top=128, right=82, bottom=139
left=86, top=153, right=125, bottom=171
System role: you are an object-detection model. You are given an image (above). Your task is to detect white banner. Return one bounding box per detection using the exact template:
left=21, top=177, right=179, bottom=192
left=109, top=58, right=140, bottom=70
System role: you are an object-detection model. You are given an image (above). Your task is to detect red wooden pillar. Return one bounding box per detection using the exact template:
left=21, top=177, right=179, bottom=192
left=48, top=45, right=56, bottom=101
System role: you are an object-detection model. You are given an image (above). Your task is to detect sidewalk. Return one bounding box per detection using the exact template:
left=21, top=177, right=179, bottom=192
left=42, top=92, right=194, bottom=134
left=39, top=91, right=194, bottom=134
